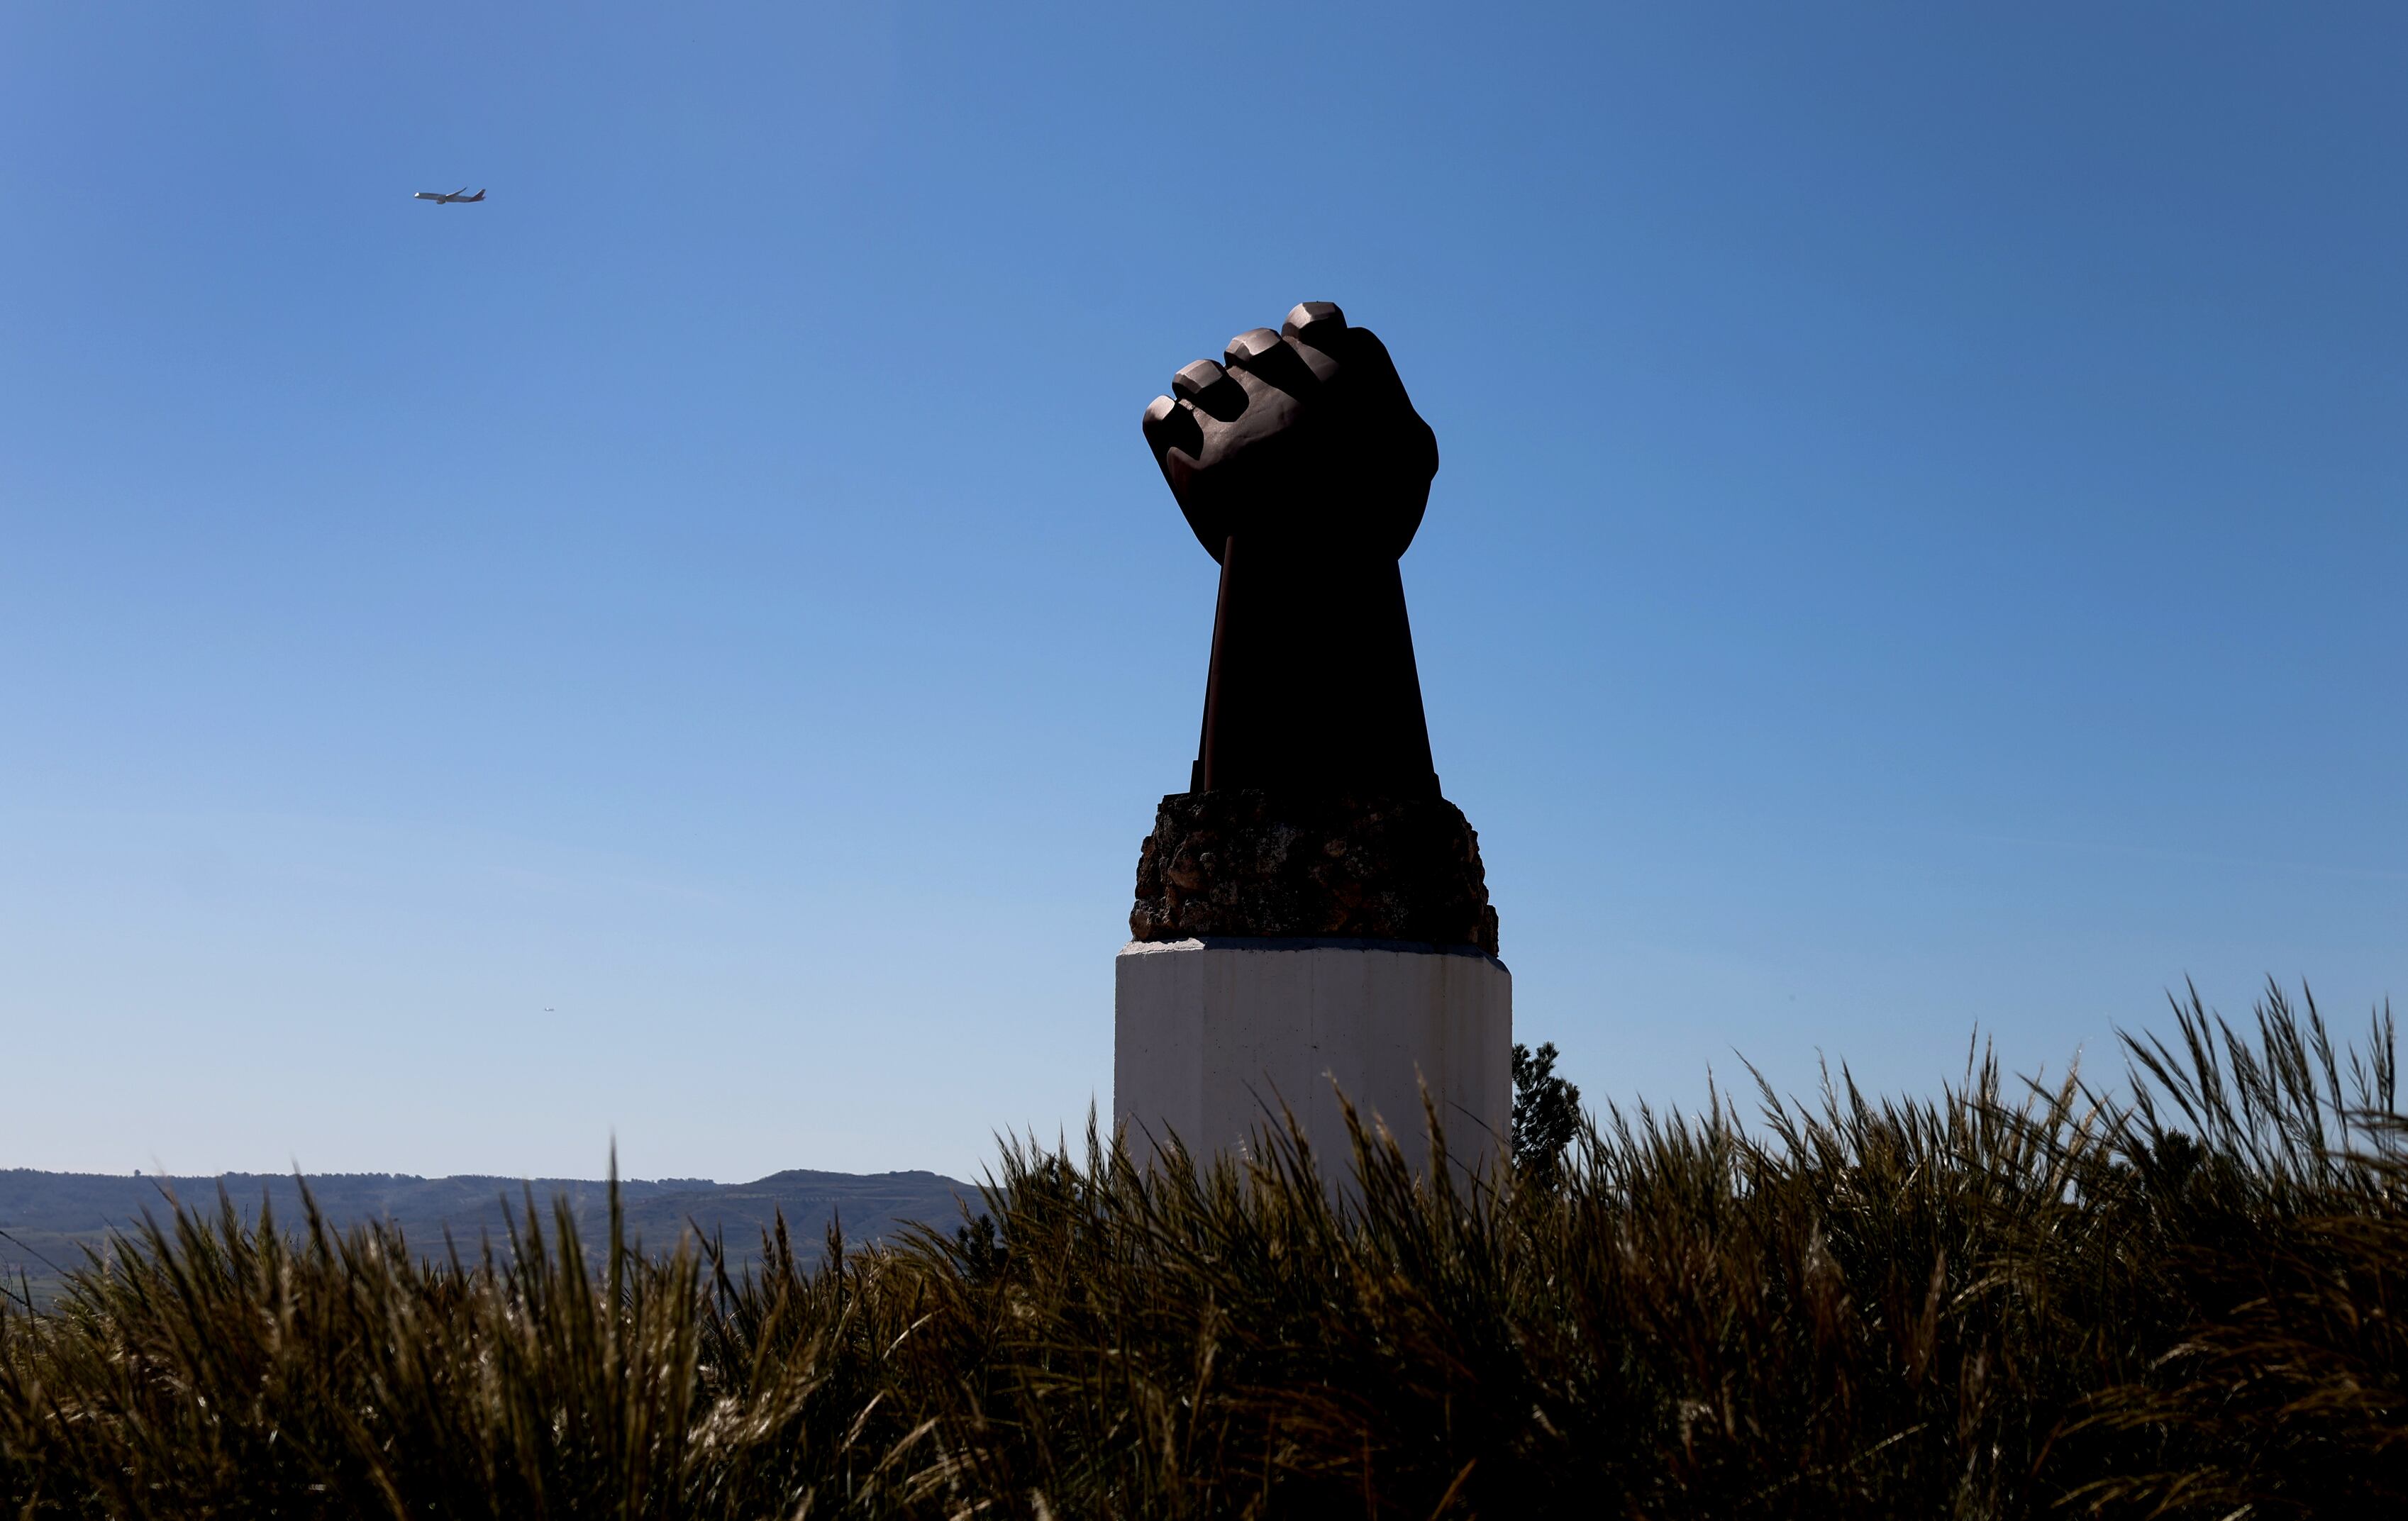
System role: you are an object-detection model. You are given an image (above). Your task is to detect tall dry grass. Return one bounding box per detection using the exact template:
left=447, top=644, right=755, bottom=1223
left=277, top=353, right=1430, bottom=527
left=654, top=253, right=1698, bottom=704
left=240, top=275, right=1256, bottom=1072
left=1, top=982, right=2400, bottom=1517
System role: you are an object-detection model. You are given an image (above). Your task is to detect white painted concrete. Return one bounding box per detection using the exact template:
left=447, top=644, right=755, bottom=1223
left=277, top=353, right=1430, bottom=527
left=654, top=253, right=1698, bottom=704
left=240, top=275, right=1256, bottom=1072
left=1114, top=939, right=1512, bottom=1183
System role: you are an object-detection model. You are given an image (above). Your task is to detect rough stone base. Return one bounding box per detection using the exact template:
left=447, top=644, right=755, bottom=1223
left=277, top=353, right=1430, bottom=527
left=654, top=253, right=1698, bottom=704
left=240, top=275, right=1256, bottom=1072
left=1113, top=938, right=1512, bottom=1183
left=1131, top=790, right=1499, bottom=954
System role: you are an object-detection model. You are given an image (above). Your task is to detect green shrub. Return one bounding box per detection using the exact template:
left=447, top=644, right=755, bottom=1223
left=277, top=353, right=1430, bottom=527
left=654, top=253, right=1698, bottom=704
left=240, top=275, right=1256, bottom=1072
left=1511, top=1039, right=1582, bottom=1187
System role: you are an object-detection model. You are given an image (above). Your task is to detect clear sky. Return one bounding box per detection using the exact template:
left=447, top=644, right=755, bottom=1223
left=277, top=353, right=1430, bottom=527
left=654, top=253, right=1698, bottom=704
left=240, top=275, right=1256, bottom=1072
left=2, top=4, right=2400, bottom=1182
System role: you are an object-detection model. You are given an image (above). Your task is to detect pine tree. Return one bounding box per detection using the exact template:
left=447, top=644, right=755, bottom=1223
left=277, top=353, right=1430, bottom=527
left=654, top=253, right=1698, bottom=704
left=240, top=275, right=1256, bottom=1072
left=1511, top=1040, right=1582, bottom=1187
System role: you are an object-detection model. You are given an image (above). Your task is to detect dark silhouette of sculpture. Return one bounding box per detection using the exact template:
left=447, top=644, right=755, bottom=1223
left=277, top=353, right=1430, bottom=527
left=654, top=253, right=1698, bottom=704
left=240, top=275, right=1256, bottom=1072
left=1141, top=301, right=1441, bottom=797
left=1133, top=303, right=1498, bottom=954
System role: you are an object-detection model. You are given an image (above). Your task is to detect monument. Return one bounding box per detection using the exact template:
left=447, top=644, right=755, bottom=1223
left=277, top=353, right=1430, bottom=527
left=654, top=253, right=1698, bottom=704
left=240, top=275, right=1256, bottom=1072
left=1115, top=301, right=1511, bottom=1179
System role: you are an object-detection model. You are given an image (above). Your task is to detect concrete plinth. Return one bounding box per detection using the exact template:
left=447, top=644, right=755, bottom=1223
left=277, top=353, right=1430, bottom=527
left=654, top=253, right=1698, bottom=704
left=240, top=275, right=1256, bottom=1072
left=1114, top=938, right=1512, bottom=1182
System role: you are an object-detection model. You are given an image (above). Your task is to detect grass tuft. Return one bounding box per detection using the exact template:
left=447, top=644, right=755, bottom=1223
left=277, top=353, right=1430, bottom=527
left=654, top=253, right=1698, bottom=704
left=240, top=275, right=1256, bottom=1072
left=2, top=981, right=2402, bottom=1516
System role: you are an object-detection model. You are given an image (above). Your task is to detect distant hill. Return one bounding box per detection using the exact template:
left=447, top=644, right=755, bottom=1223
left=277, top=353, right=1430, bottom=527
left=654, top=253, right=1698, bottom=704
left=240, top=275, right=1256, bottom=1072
left=0, top=1167, right=978, bottom=1310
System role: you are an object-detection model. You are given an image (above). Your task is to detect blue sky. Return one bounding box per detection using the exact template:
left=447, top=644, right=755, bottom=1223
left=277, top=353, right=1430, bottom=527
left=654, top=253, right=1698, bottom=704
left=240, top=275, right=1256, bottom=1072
left=2, top=4, right=2400, bottom=1181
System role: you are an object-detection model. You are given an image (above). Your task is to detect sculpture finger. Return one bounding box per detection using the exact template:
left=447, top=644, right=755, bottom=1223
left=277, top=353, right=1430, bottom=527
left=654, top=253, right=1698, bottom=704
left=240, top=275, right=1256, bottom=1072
left=1223, top=325, right=1318, bottom=396
left=1172, top=357, right=1247, bottom=421
left=1285, top=317, right=1415, bottom=428
left=1279, top=302, right=1348, bottom=383
left=1282, top=300, right=1346, bottom=344
left=1141, top=394, right=1203, bottom=466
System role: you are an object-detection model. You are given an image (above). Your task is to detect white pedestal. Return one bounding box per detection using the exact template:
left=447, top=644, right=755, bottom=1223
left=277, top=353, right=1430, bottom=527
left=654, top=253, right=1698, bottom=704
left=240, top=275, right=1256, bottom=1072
left=1114, top=938, right=1512, bottom=1183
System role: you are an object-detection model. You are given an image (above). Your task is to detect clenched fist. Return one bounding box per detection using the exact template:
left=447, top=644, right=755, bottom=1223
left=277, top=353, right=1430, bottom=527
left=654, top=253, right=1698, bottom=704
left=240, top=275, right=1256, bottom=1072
left=1141, top=303, right=1443, bottom=799
left=1142, top=301, right=1440, bottom=564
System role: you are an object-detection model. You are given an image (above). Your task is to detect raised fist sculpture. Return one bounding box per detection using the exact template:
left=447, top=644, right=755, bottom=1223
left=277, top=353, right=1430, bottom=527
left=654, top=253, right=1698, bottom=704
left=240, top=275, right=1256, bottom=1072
left=1142, top=301, right=1441, bottom=797
left=1133, top=303, right=1498, bottom=954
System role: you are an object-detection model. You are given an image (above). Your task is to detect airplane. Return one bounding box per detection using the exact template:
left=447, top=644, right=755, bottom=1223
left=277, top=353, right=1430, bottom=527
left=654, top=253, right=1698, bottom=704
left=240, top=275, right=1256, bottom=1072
left=414, top=186, right=486, bottom=204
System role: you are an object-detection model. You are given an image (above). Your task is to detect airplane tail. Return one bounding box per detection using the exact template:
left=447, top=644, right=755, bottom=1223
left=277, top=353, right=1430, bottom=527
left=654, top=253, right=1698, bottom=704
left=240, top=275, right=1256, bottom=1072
left=469, top=189, right=486, bottom=201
